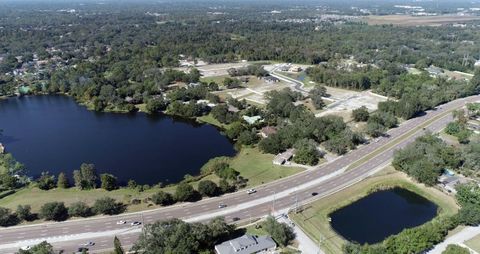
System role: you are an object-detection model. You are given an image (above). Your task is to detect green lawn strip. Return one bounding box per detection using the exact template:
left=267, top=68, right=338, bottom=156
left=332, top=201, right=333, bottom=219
left=230, top=147, right=303, bottom=187
left=289, top=167, right=459, bottom=254
left=464, top=234, right=480, bottom=253
left=346, top=108, right=455, bottom=171
left=196, top=114, right=232, bottom=130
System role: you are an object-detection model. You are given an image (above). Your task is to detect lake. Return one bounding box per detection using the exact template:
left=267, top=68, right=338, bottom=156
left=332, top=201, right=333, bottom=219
left=0, top=95, right=236, bottom=185
left=330, top=187, right=438, bottom=244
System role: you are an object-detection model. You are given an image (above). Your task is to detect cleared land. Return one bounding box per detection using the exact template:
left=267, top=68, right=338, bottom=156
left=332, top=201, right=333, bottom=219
left=364, top=15, right=480, bottom=26
left=464, top=233, right=480, bottom=253
left=289, top=167, right=459, bottom=254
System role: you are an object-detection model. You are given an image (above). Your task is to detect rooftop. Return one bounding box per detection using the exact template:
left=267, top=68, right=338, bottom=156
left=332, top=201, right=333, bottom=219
left=214, top=234, right=276, bottom=254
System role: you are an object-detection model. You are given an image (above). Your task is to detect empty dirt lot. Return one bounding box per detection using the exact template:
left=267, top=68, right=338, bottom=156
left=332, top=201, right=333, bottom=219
left=364, top=15, right=480, bottom=26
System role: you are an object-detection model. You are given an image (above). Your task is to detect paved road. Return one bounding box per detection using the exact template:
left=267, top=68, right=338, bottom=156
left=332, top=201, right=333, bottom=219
left=428, top=226, right=480, bottom=254
left=1, top=95, right=479, bottom=253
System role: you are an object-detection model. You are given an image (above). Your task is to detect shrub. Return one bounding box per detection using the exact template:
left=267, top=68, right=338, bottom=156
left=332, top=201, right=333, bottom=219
left=40, top=202, right=68, bottom=221
left=197, top=180, right=219, bottom=197
left=68, top=201, right=93, bottom=217
left=92, top=197, right=125, bottom=215
left=151, top=191, right=175, bottom=206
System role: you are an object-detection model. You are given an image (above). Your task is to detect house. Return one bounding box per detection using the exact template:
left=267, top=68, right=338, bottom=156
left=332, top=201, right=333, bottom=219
left=263, top=76, right=280, bottom=83
left=438, top=175, right=471, bottom=194
left=228, top=105, right=240, bottom=113
left=273, top=149, right=295, bottom=165
left=214, top=234, right=277, bottom=254
left=260, top=126, right=277, bottom=138
left=425, top=66, right=444, bottom=77
left=243, top=115, right=262, bottom=125
left=289, top=66, right=302, bottom=72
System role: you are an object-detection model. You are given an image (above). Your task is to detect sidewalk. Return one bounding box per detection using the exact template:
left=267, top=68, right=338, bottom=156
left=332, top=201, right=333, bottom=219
left=277, top=214, right=324, bottom=254
left=427, top=226, right=480, bottom=254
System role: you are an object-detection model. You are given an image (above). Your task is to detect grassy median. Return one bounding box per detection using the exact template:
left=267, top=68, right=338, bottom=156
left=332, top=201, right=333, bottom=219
left=289, top=167, right=459, bottom=254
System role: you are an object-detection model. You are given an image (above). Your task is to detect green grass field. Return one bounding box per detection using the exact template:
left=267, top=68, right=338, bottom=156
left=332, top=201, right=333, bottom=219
left=289, top=167, right=459, bottom=254
left=465, top=234, right=480, bottom=253
left=230, top=147, right=303, bottom=187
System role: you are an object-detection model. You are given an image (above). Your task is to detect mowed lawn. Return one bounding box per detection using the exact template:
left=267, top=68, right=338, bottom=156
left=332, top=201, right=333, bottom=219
left=289, top=167, right=459, bottom=254
left=465, top=234, right=480, bottom=253
left=231, top=147, right=303, bottom=187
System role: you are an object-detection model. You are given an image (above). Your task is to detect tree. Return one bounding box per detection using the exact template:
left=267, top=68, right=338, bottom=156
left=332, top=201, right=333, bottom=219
left=100, top=173, right=118, bottom=191
left=73, top=163, right=98, bottom=190
left=262, top=216, right=295, bottom=247
left=309, top=85, right=327, bottom=110
left=197, top=180, right=219, bottom=197
left=442, top=244, right=470, bottom=254
left=151, top=191, right=175, bottom=206
left=457, top=204, right=480, bottom=226
left=352, top=106, right=369, bottom=122
left=175, top=183, right=198, bottom=202
left=68, top=201, right=92, bottom=217
left=17, top=241, right=55, bottom=254
left=113, top=236, right=124, bottom=254
left=40, top=202, right=68, bottom=221
left=293, top=139, right=320, bottom=165
left=92, top=197, right=124, bottom=215
left=145, top=98, right=167, bottom=114
left=16, top=205, right=34, bottom=221
left=236, top=130, right=259, bottom=146
left=57, top=172, right=69, bottom=189
left=456, top=183, right=480, bottom=207
left=0, top=207, right=19, bottom=226
left=219, top=179, right=234, bottom=193
left=37, top=172, right=56, bottom=190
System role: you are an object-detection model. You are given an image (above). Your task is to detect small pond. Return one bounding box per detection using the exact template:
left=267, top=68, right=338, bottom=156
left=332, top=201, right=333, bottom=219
left=330, top=187, right=438, bottom=244
left=0, top=96, right=236, bottom=184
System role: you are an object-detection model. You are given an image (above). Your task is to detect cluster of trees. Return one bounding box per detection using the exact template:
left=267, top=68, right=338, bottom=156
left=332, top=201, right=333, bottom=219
left=306, top=64, right=384, bottom=90
left=262, top=216, right=296, bottom=247
left=0, top=153, right=27, bottom=190
left=0, top=197, right=124, bottom=226
left=132, top=217, right=235, bottom=254
left=445, top=110, right=473, bottom=144
left=393, top=134, right=461, bottom=186
left=227, top=64, right=268, bottom=77
left=308, top=85, right=327, bottom=110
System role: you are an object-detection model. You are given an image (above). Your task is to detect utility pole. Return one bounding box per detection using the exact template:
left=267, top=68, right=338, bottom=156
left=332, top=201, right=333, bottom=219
left=272, top=191, right=276, bottom=216
left=294, top=187, right=299, bottom=214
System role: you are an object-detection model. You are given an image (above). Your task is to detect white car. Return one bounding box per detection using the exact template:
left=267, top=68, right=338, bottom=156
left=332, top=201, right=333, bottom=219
left=218, top=204, right=227, bottom=208
left=20, top=246, right=31, bottom=251
left=82, top=242, right=95, bottom=247
left=116, top=220, right=127, bottom=225
left=131, top=221, right=142, bottom=226
left=246, top=189, right=256, bottom=194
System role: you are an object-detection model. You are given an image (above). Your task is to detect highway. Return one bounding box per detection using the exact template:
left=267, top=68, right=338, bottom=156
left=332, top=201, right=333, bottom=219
left=1, top=94, right=479, bottom=253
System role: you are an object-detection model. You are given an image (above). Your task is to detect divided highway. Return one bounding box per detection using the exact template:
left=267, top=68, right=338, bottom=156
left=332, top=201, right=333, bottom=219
left=1, top=95, right=479, bottom=253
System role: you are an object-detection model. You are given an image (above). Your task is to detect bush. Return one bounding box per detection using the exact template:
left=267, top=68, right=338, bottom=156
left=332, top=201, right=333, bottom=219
left=175, top=183, right=199, bottom=202
left=68, top=201, right=93, bottom=217
left=57, top=172, right=69, bottom=188
left=457, top=204, right=480, bottom=226
left=0, top=207, right=19, bottom=226
left=93, top=197, right=125, bottom=215
left=100, top=173, right=118, bottom=191
left=352, top=106, right=369, bottom=122
left=16, top=205, right=35, bottom=221
left=197, top=180, right=219, bottom=197
left=40, top=202, right=68, bottom=221
left=151, top=191, right=175, bottom=206
left=37, top=172, right=56, bottom=190
left=442, top=244, right=470, bottom=254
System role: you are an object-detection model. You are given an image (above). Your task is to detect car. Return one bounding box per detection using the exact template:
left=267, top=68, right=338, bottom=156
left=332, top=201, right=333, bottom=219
left=20, top=246, right=31, bottom=251
left=246, top=189, right=256, bottom=194
left=218, top=204, right=227, bottom=208
left=311, top=192, right=318, bottom=196
left=131, top=221, right=142, bottom=226
left=116, top=220, right=127, bottom=225
left=232, top=217, right=241, bottom=222
left=76, top=247, right=89, bottom=253
left=82, top=242, right=95, bottom=247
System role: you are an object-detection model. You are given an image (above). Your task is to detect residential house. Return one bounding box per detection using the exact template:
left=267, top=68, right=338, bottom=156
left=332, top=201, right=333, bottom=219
left=263, top=76, right=280, bottom=83
left=260, top=126, right=277, bottom=138
left=214, top=234, right=277, bottom=254
left=273, top=149, right=295, bottom=165
left=438, top=174, right=471, bottom=194
left=243, top=115, right=262, bottom=125
left=425, top=66, right=444, bottom=78
left=289, top=66, right=302, bottom=72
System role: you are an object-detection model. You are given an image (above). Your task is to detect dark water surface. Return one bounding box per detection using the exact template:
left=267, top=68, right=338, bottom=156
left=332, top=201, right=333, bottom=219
left=0, top=96, right=236, bottom=184
left=330, top=188, right=438, bottom=244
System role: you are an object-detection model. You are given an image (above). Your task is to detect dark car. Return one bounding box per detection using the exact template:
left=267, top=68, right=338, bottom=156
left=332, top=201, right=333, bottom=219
left=232, top=217, right=241, bottom=222
left=311, top=192, right=318, bottom=196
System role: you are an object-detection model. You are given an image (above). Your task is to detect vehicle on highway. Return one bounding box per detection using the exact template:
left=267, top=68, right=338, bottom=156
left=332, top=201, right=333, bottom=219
left=20, top=246, right=31, bottom=251
left=116, top=220, right=126, bottom=225
left=311, top=192, right=318, bottom=196
left=232, top=217, right=240, bottom=222
left=82, top=242, right=95, bottom=247
left=218, top=203, right=227, bottom=208
left=246, top=189, right=256, bottom=194
left=131, top=221, right=141, bottom=226
left=76, top=247, right=88, bottom=253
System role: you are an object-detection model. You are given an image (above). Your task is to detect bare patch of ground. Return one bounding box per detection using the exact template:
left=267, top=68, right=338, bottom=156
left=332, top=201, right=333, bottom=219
left=364, top=15, right=480, bottom=26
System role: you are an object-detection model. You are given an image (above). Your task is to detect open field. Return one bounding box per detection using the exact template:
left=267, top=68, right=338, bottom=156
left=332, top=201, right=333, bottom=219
left=289, top=167, right=459, bottom=254
left=364, top=15, right=480, bottom=26
left=465, top=233, right=480, bottom=253
left=230, top=147, right=303, bottom=187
